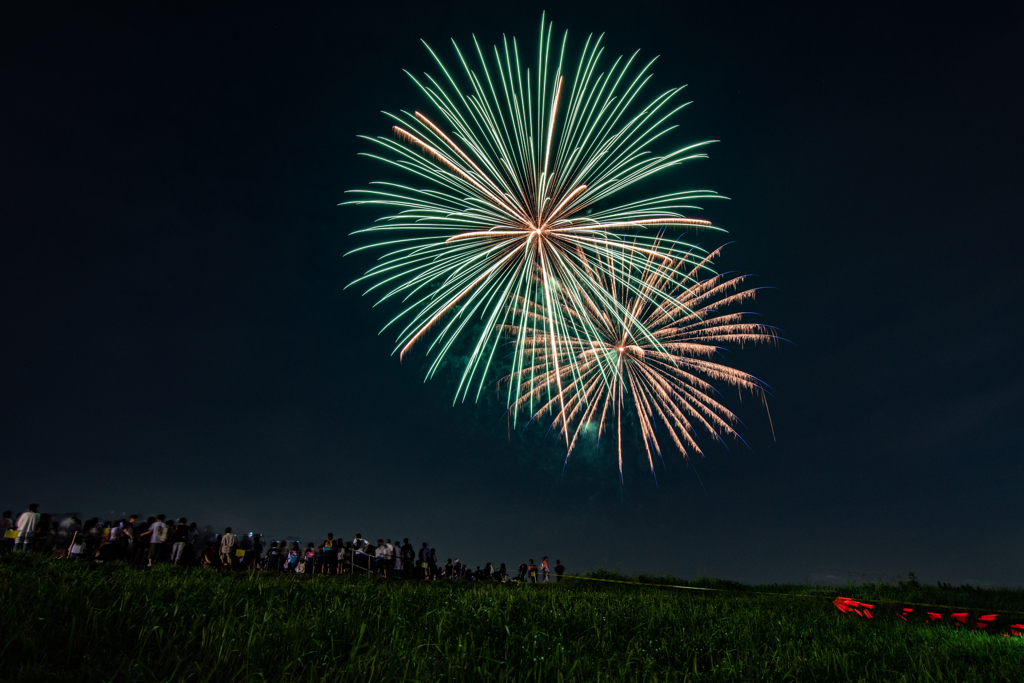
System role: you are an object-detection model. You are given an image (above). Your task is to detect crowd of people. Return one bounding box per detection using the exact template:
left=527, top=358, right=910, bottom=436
left=0, top=504, right=566, bottom=583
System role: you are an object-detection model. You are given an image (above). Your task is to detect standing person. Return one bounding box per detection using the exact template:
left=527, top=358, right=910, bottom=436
left=320, top=534, right=338, bottom=575
left=170, top=518, right=189, bottom=565
left=148, top=515, right=167, bottom=566
left=303, top=543, right=316, bottom=574
left=135, top=517, right=155, bottom=564
left=383, top=539, right=395, bottom=578
left=401, top=539, right=414, bottom=579
left=372, top=539, right=384, bottom=575
left=516, top=562, right=528, bottom=582
left=528, top=559, right=538, bottom=584
left=265, top=542, right=282, bottom=571
left=378, top=540, right=390, bottom=576
left=122, top=515, right=138, bottom=554
left=187, top=523, right=200, bottom=565
left=219, top=527, right=236, bottom=568
left=35, top=513, right=55, bottom=555
left=418, top=543, right=430, bottom=580
left=14, top=504, right=41, bottom=552
left=541, top=557, right=550, bottom=582
left=392, top=542, right=403, bottom=578
left=351, top=533, right=367, bottom=574
left=250, top=534, right=264, bottom=569
left=239, top=533, right=254, bottom=568
left=250, top=536, right=262, bottom=569
left=107, top=520, right=123, bottom=558
left=384, top=540, right=395, bottom=578
left=340, top=541, right=352, bottom=575
left=0, top=510, right=14, bottom=552
left=554, top=559, right=564, bottom=581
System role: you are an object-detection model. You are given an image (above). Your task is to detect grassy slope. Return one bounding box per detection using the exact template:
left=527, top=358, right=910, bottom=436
left=1, top=556, right=1022, bottom=682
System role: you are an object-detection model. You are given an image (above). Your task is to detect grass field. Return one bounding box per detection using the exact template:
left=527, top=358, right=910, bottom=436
left=1, top=555, right=1022, bottom=682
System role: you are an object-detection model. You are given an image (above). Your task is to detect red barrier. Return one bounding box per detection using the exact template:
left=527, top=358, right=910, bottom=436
left=833, top=596, right=875, bottom=619
left=834, top=597, right=1023, bottom=636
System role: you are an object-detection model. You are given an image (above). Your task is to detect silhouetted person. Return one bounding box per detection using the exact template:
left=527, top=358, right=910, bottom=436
left=171, top=518, right=189, bottom=565
left=265, top=542, right=282, bottom=571
left=252, top=534, right=264, bottom=561
left=418, top=542, right=430, bottom=579
left=202, top=542, right=219, bottom=567
left=118, top=515, right=136, bottom=557
left=401, top=539, right=414, bottom=578
left=135, top=517, right=155, bottom=564
left=187, top=522, right=200, bottom=563
left=320, top=533, right=338, bottom=574
left=303, top=543, right=316, bottom=574
left=555, top=559, right=564, bottom=581
left=0, top=510, right=13, bottom=551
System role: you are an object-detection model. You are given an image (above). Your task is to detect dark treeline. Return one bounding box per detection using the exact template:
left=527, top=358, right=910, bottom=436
left=1, top=503, right=565, bottom=583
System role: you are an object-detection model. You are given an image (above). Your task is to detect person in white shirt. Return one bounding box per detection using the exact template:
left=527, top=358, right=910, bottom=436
left=68, top=538, right=85, bottom=559
left=147, top=514, right=167, bottom=566
left=219, top=527, right=237, bottom=568
left=383, top=539, right=397, bottom=578
left=351, top=533, right=367, bottom=573
left=15, top=504, right=41, bottom=552
left=374, top=539, right=390, bottom=577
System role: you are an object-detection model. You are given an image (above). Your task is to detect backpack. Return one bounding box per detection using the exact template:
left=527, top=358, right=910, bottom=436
left=156, top=523, right=169, bottom=543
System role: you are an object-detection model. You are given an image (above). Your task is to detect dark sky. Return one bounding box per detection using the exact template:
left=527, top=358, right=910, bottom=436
left=2, top=1, right=1021, bottom=585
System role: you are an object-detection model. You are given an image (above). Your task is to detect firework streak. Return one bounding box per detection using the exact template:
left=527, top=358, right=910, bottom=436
left=347, top=15, right=772, bottom=475
left=504, top=246, right=776, bottom=481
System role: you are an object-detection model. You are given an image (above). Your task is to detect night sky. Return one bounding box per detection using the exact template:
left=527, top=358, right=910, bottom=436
left=2, top=1, right=1021, bottom=585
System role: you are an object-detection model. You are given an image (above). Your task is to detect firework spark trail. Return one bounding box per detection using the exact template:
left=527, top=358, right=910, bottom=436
left=505, top=245, right=778, bottom=483
left=346, top=15, right=726, bottom=426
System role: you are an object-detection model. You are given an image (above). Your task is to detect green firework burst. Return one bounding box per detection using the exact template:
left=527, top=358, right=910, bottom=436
left=346, top=15, right=725, bottom=434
